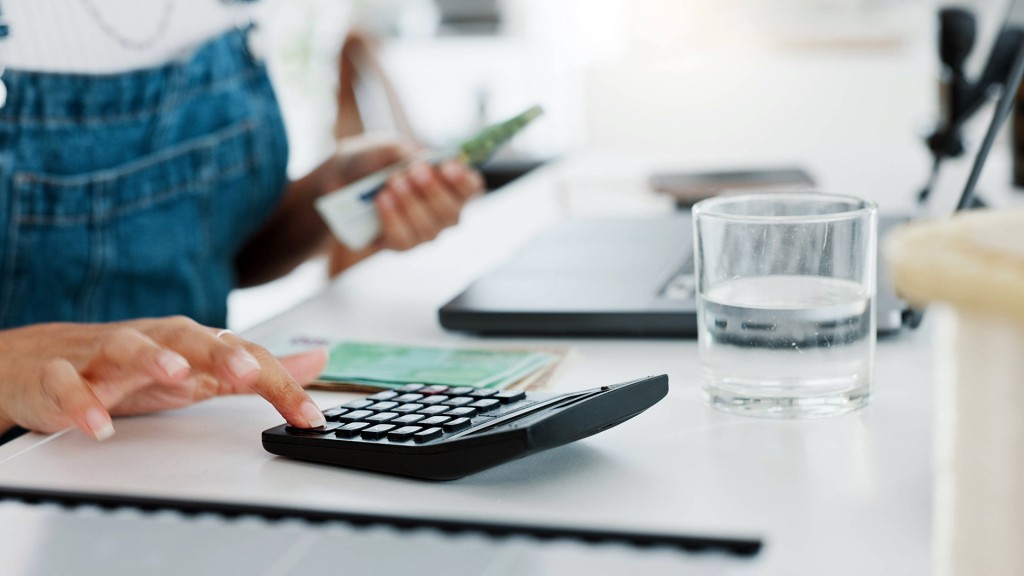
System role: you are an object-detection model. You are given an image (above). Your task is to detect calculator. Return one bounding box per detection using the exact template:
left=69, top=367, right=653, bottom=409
left=262, top=375, right=668, bottom=480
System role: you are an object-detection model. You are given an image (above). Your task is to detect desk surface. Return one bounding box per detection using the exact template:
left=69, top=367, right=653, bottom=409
left=0, top=157, right=943, bottom=574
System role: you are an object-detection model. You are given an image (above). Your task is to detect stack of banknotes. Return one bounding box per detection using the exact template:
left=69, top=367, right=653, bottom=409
left=269, top=336, right=568, bottom=392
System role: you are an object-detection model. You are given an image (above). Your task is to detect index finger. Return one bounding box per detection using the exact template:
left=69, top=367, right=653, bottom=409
left=225, top=335, right=326, bottom=429
left=438, top=160, right=484, bottom=200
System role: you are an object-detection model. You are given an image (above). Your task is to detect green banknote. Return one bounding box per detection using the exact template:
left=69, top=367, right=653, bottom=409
left=320, top=341, right=558, bottom=389
left=455, top=105, right=543, bottom=167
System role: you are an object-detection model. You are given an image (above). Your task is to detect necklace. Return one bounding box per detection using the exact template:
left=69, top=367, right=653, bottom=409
left=77, top=0, right=176, bottom=51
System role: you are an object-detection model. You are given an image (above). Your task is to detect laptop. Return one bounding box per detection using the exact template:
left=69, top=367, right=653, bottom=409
left=439, top=214, right=908, bottom=336
left=440, top=2, right=1024, bottom=337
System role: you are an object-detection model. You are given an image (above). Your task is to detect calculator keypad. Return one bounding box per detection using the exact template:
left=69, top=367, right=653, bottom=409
left=304, top=388, right=535, bottom=445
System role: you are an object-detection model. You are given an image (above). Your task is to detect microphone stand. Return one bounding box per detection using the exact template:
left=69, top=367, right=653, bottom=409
left=920, top=7, right=1024, bottom=209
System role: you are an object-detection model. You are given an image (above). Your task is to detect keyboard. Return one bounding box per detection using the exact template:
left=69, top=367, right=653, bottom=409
left=262, top=375, right=668, bottom=480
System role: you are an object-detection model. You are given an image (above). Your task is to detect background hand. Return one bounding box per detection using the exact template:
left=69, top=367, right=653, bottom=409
left=0, top=317, right=328, bottom=440
left=321, top=136, right=485, bottom=276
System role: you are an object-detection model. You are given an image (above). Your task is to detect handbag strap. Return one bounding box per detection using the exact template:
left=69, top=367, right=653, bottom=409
left=335, top=29, right=417, bottom=144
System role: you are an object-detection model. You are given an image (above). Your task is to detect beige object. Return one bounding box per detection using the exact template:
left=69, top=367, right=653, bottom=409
left=886, top=209, right=1024, bottom=576
left=886, top=209, right=1024, bottom=322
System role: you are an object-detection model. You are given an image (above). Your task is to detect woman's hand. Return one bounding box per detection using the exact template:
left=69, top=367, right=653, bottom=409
left=0, top=317, right=329, bottom=440
left=234, top=136, right=485, bottom=285
left=321, top=137, right=485, bottom=276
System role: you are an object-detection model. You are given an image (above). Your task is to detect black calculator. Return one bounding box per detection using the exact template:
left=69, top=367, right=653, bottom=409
left=262, top=375, right=668, bottom=480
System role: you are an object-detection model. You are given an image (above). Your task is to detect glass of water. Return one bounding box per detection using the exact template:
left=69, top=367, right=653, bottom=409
left=693, top=193, right=877, bottom=418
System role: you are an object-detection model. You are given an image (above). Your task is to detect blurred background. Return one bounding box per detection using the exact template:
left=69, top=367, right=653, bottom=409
left=230, top=0, right=1010, bottom=330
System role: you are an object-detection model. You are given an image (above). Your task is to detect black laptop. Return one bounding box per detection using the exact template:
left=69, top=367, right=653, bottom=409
left=439, top=214, right=909, bottom=336
left=439, top=0, right=1024, bottom=337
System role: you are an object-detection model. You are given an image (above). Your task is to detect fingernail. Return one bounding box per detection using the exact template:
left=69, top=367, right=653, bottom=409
left=391, top=176, right=411, bottom=196
left=300, top=401, right=327, bottom=428
left=412, top=163, right=433, bottom=185
left=441, top=161, right=461, bottom=179
left=157, top=351, right=190, bottom=378
left=85, top=408, right=115, bottom=441
left=378, top=192, right=395, bottom=210
left=227, top=350, right=261, bottom=380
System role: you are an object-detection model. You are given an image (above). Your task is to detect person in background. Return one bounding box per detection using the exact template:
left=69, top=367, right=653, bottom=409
left=0, top=0, right=484, bottom=442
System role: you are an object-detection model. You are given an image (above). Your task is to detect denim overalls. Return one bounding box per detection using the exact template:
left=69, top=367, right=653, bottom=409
left=0, top=22, right=288, bottom=329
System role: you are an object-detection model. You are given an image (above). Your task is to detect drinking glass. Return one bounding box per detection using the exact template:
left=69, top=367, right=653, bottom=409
left=693, top=192, right=877, bottom=418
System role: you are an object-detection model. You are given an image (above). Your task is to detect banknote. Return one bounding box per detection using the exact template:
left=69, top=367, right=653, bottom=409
left=318, top=340, right=559, bottom=389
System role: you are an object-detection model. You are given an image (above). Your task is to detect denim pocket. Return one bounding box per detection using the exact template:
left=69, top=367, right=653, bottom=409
left=1, top=120, right=259, bottom=327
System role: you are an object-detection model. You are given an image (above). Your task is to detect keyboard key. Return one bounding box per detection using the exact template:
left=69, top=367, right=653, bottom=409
left=444, top=407, right=478, bottom=418
left=397, top=383, right=426, bottom=393
left=387, top=426, right=423, bottom=442
left=393, top=403, right=424, bottom=414
left=343, top=399, right=374, bottom=410
left=366, top=401, right=398, bottom=412
left=394, top=393, right=424, bottom=403
left=367, top=391, right=399, bottom=402
left=361, top=424, right=396, bottom=440
left=448, top=387, right=475, bottom=396
left=420, top=385, right=449, bottom=395
left=414, top=427, right=443, bottom=443
left=494, top=390, right=526, bottom=404
left=393, top=414, right=425, bottom=425
left=418, top=405, right=449, bottom=416
left=469, top=389, right=498, bottom=398
left=419, top=395, right=450, bottom=406
left=323, top=408, right=348, bottom=421
left=338, top=409, right=373, bottom=422
left=443, top=397, right=474, bottom=408
left=334, top=422, right=370, bottom=438
left=419, top=416, right=450, bottom=427
left=367, top=412, right=398, bottom=423
left=442, top=417, right=472, bottom=433
left=468, top=399, right=501, bottom=412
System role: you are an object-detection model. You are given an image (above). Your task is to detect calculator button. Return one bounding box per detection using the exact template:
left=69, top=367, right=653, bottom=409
left=394, top=393, right=424, bottom=403
left=361, top=424, right=396, bottom=440
left=414, top=427, right=443, bottom=443
left=444, top=407, right=478, bottom=418
left=397, top=383, right=426, bottom=393
left=286, top=423, right=341, bottom=434
left=343, top=399, right=374, bottom=410
left=448, top=387, right=475, bottom=396
left=367, top=412, right=398, bottom=423
left=367, top=391, right=399, bottom=402
left=442, top=418, right=472, bottom=433
left=387, top=426, right=423, bottom=442
left=393, top=403, right=424, bottom=414
left=419, top=416, right=451, bottom=427
left=443, top=397, right=474, bottom=407
left=420, top=385, right=449, bottom=395
left=393, top=414, right=425, bottom=425
left=338, top=409, right=373, bottom=422
left=334, top=422, right=371, bottom=438
left=494, top=390, right=526, bottom=404
left=366, top=401, right=398, bottom=412
left=468, top=399, right=501, bottom=412
left=469, top=389, right=498, bottom=398
left=323, top=408, right=348, bottom=421
left=418, top=405, right=449, bottom=416
left=419, top=395, right=450, bottom=405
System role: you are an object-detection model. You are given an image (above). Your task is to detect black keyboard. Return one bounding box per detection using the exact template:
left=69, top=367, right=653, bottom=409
left=262, top=375, right=668, bottom=480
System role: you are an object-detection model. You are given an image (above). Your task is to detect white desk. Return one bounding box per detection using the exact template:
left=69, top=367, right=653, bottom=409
left=0, top=156, right=944, bottom=574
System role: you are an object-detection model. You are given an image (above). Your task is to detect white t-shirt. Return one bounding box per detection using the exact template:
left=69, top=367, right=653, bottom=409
left=0, top=0, right=252, bottom=73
